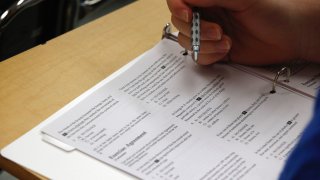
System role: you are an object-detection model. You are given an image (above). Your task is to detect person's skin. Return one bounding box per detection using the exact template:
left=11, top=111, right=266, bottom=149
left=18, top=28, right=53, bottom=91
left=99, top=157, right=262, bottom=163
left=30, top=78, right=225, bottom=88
left=167, top=0, right=320, bottom=65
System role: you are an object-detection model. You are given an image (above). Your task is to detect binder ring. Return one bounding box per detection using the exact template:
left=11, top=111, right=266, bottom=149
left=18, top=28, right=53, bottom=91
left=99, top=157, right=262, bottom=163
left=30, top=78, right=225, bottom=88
left=162, top=23, right=189, bottom=56
left=270, top=67, right=291, bottom=94
left=162, top=23, right=178, bottom=42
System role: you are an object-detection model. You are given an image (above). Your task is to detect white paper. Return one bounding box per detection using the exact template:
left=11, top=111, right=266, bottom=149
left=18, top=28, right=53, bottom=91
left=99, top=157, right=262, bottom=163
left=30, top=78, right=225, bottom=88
left=42, top=39, right=314, bottom=180
left=1, top=49, right=148, bottom=180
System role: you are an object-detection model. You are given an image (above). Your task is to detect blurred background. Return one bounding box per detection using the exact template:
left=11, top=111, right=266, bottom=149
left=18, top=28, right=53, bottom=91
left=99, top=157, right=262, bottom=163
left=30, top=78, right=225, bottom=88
left=0, top=0, right=135, bottom=179
left=0, top=0, right=135, bottom=62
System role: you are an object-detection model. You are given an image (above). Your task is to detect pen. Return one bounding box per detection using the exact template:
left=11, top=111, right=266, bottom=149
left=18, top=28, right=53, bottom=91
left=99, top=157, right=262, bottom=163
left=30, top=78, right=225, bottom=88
left=191, top=9, right=200, bottom=62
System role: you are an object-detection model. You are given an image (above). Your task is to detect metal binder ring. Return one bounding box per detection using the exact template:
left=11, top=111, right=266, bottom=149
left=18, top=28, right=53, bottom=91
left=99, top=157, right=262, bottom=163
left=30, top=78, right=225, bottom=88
left=270, top=66, right=291, bottom=94
left=162, top=23, right=189, bottom=57
left=162, top=23, right=178, bottom=42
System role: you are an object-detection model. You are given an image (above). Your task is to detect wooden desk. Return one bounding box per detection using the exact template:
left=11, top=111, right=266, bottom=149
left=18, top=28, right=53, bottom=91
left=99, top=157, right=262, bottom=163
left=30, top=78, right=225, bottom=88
left=0, top=0, right=171, bottom=178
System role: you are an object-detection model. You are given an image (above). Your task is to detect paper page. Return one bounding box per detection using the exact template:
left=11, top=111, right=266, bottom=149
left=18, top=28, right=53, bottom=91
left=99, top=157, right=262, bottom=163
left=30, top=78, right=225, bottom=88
left=42, top=39, right=313, bottom=180
left=233, top=63, right=320, bottom=98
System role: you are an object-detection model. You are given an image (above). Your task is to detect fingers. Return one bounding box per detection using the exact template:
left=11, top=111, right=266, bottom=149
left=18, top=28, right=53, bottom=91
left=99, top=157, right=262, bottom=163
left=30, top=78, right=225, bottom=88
left=166, top=0, right=232, bottom=15
left=183, top=0, right=260, bottom=12
left=171, top=16, right=222, bottom=41
left=167, top=0, right=233, bottom=65
left=178, top=33, right=232, bottom=65
left=178, top=33, right=231, bottom=53
left=166, top=0, right=192, bottom=22
left=173, top=15, right=232, bottom=65
left=167, top=0, right=257, bottom=19
left=166, top=0, right=221, bottom=23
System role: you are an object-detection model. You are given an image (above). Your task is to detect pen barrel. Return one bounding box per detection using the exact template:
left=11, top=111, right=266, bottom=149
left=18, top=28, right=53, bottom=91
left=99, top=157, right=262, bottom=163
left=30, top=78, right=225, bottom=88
left=191, top=11, right=200, bottom=49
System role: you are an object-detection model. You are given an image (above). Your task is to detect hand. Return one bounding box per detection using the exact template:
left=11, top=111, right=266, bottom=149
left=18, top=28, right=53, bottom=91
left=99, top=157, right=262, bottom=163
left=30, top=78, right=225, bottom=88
left=167, top=0, right=309, bottom=65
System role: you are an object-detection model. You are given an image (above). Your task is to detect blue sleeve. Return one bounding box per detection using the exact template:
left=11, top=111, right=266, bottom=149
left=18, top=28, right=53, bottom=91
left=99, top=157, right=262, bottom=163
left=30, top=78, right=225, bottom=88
left=280, top=90, right=320, bottom=180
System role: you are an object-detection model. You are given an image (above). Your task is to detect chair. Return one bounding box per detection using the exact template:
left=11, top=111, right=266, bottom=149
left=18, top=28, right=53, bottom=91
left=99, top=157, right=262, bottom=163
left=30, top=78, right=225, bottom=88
left=0, top=0, right=77, bottom=61
left=0, top=0, right=135, bottom=62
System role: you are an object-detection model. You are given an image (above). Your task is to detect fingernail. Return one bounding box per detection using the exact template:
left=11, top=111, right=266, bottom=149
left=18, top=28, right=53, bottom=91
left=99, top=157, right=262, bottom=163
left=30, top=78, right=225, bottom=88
left=207, top=28, right=221, bottom=40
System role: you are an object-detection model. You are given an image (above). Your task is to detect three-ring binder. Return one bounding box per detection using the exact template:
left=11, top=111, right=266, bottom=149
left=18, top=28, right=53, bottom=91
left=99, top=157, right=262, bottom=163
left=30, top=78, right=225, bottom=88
left=161, top=23, right=291, bottom=94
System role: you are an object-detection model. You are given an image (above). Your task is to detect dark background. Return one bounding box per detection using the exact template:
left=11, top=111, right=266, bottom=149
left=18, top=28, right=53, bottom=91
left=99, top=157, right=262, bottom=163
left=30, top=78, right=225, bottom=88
left=0, top=0, right=135, bottom=62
